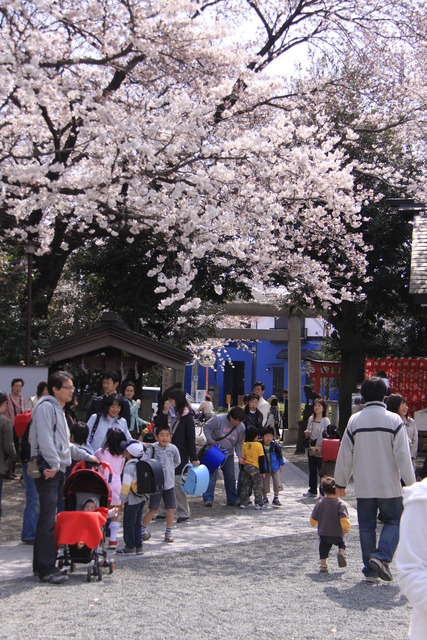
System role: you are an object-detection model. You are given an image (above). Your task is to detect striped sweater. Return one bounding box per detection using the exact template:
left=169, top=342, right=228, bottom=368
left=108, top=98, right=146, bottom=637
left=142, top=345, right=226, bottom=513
left=334, top=401, right=416, bottom=498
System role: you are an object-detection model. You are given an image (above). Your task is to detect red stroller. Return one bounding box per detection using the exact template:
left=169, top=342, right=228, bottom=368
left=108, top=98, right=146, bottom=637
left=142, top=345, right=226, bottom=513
left=55, top=461, right=115, bottom=582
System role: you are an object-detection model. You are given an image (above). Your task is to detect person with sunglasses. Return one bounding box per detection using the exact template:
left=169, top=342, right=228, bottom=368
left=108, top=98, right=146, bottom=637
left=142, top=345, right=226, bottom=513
left=29, top=370, right=75, bottom=584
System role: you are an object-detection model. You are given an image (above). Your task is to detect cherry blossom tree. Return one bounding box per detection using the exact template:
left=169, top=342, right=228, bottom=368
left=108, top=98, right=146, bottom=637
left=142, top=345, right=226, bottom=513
left=273, top=29, right=427, bottom=428
left=1, top=0, right=426, bottom=402
left=3, top=0, right=422, bottom=322
left=0, top=0, right=427, bottom=428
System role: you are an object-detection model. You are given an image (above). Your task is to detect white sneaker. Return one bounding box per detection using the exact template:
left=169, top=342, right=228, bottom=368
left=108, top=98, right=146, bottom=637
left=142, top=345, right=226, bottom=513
left=303, top=491, right=317, bottom=498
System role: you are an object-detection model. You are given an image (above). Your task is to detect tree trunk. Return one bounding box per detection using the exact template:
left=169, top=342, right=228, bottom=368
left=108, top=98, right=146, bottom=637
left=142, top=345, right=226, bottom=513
left=32, top=250, right=71, bottom=319
left=329, top=301, right=365, bottom=434
left=338, top=349, right=359, bottom=433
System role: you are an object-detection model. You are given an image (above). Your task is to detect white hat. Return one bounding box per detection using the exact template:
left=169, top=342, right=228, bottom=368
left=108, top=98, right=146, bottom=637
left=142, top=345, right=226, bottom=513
left=126, top=442, right=144, bottom=458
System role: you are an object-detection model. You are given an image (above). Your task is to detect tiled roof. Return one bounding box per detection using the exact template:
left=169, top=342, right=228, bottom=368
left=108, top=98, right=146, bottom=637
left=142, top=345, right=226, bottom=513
left=42, top=312, right=189, bottom=368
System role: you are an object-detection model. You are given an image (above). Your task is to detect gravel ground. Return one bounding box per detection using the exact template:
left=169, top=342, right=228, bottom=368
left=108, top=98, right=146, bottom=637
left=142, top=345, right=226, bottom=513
left=0, top=531, right=411, bottom=640
left=0, top=448, right=413, bottom=640
left=0, top=469, right=26, bottom=545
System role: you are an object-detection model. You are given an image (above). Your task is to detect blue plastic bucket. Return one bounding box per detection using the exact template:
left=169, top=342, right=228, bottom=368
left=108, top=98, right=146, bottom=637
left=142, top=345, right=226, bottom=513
left=201, top=444, right=227, bottom=473
left=180, top=463, right=210, bottom=496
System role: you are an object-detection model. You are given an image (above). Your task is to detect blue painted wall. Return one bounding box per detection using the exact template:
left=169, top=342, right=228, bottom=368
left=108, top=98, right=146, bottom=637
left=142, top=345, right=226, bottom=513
left=185, top=338, right=338, bottom=407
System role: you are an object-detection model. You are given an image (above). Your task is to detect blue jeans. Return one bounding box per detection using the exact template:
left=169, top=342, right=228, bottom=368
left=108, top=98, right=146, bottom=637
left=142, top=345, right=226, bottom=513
left=33, top=472, right=64, bottom=578
left=21, top=463, right=40, bottom=542
left=123, top=501, right=145, bottom=549
left=203, top=453, right=238, bottom=505
left=357, top=497, right=403, bottom=576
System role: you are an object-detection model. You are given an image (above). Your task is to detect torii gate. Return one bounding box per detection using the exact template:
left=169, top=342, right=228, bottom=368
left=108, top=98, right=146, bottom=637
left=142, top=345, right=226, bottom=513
left=218, top=302, right=323, bottom=444
left=306, top=359, right=341, bottom=396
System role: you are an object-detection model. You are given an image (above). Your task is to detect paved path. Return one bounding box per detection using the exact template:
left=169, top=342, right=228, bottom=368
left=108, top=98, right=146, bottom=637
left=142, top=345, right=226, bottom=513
left=0, top=457, right=358, bottom=582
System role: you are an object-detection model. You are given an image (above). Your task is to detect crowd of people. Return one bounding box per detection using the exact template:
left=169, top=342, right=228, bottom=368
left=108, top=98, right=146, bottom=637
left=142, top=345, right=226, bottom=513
left=0, top=368, right=425, bottom=631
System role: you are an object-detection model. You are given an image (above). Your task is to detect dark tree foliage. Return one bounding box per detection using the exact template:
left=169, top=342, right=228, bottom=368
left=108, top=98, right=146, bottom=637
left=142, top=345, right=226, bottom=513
left=0, top=247, right=27, bottom=364
left=271, top=79, right=427, bottom=430
left=326, top=193, right=427, bottom=431
left=50, top=230, right=251, bottom=350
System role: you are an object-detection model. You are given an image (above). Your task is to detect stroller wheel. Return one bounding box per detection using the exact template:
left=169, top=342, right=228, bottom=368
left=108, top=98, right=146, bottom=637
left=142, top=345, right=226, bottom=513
left=109, top=559, right=115, bottom=574
left=97, top=565, right=103, bottom=581
left=87, top=567, right=92, bottom=582
left=58, top=559, right=64, bottom=569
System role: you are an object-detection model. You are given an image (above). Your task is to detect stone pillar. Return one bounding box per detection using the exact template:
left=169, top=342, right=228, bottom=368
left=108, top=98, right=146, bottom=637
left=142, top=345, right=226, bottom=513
left=330, top=400, right=339, bottom=426
left=285, top=312, right=301, bottom=444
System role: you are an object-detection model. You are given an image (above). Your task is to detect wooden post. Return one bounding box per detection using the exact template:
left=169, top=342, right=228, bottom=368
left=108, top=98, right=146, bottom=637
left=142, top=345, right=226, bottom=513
left=285, top=312, right=301, bottom=444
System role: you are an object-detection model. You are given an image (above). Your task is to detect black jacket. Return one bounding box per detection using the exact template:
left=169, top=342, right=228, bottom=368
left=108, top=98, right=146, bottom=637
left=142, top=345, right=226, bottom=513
left=243, top=408, right=264, bottom=434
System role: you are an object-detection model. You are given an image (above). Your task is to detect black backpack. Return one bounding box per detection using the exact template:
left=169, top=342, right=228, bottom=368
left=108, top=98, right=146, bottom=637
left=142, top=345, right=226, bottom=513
left=135, top=458, right=164, bottom=495
left=20, top=418, right=33, bottom=463
left=133, top=445, right=164, bottom=495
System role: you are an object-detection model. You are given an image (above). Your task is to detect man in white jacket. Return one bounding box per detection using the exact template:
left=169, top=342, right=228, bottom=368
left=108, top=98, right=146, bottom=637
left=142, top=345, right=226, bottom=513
left=334, top=376, right=415, bottom=583
left=397, top=479, right=427, bottom=639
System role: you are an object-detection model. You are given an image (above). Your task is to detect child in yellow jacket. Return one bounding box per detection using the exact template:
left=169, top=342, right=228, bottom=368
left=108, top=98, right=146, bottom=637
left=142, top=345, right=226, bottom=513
left=310, top=476, right=350, bottom=573
left=239, top=426, right=266, bottom=509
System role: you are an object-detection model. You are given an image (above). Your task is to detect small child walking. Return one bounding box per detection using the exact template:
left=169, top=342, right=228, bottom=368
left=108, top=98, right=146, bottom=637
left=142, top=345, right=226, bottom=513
left=310, top=476, right=350, bottom=573
left=141, top=425, right=181, bottom=543
left=117, top=441, right=146, bottom=555
left=261, top=426, right=285, bottom=507
left=95, top=427, right=127, bottom=550
left=239, top=426, right=266, bottom=510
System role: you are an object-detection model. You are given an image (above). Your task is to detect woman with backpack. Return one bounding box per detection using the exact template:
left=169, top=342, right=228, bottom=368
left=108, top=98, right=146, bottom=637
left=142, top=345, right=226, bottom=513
left=86, top=394, right=131, bottom=453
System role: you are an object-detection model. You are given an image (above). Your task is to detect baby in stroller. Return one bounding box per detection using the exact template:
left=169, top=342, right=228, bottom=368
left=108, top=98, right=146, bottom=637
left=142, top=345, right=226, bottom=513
left=75, top=497, right=118, bottom=550
left=55, top=461, right=116, bottom=581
